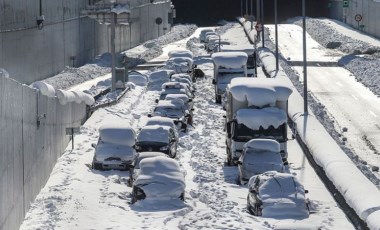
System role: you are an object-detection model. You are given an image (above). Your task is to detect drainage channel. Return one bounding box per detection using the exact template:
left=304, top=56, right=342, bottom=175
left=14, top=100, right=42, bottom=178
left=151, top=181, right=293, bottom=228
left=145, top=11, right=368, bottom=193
left=288, top=119, right=369, bottom=230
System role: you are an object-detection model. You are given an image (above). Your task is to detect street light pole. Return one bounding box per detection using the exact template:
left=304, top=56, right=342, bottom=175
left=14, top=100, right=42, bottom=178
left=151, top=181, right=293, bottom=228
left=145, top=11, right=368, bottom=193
left=111, top=12, right=116, bottom=91
left=274, top=0, right=279, bottom=71
left=241, top=0, right=243, bottom=16
left=246, top=0, right=248, bottom=16
left=302, top=0, right=308, bottom=114
left=260, top=0, right=264, bottom=47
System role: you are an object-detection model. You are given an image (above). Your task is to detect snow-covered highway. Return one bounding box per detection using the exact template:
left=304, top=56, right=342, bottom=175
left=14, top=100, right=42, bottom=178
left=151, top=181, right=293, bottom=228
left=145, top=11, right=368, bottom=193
left=19, top=23, right=355, bottom=230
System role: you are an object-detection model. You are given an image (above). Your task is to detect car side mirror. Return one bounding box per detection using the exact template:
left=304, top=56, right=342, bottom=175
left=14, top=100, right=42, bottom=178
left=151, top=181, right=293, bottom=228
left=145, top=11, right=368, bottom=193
left=194, top=64, right=197, bottom=68
left=283, top=161, right=289, bottom=166
left=91, top=143, right=97, bottom=148
left=192, top=90, right=196, bottom=93
left=212, top=79, right=216, bottom=84
left=147, top=114, right=152, bottom=118
left=155, top=99, right=159, bottom=103
left=185, top=114, right=190, bottom=118
left=188, top=99, right=193, bottom=102
left=129, top=164, right=135, bottom=169
left=237, top=160, right=242, bottom=165
left=191, top=108, right=194, bottom=111
left=171, top=138, right=176, bottom=142
left=305, top=190, right=309, bottom=194
left=223, top=115, right=226, bottom=118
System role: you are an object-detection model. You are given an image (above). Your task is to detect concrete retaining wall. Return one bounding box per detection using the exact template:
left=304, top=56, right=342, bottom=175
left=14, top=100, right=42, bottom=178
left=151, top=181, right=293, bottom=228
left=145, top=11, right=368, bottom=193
left=0, top=0, right=172, bottom=84
left=0, top=77, right=87, bottom=230
left=329, top=0, right=380, bottom=39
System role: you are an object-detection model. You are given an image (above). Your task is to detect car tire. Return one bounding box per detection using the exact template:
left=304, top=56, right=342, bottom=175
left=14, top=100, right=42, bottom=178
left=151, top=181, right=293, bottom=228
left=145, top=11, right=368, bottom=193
left=247, top=196, right=255, bottom=215
left=226, top=147, right=233, bottom=166
left=254, top=204, right=262, bottom=216
left=180, top=192, right=185, bottom=201
left=236, top=174, right=242, bottom=185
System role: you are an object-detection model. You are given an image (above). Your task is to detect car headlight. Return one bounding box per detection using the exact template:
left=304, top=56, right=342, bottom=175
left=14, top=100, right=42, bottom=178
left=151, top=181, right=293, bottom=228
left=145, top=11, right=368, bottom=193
left=160, top=146, right=169, bottom=151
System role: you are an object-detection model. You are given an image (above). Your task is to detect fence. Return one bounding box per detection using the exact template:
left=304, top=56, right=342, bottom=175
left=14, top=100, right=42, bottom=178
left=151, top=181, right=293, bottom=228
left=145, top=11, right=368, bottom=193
left=0, top=77, right=87, bottom=230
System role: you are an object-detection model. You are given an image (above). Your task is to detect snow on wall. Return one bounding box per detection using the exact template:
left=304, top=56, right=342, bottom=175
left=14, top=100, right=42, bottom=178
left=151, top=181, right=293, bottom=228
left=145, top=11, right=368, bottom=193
left=257, top=46, right=380, bottom=229
left=0, top=76, right=87, bottom=230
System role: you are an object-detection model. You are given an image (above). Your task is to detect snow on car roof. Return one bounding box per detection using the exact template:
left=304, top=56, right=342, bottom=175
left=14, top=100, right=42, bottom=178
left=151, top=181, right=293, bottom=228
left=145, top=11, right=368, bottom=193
left=136, top=125, right=171, bottom=143
left=211, top=52, right=248, bottom=69
left=229, top=77, right=293, bottom=106
left=149, top=70, right=173, bottom=83
left=95, top=142, right=135, bottom=161
left=171, top=73, right=191, bottom=80
left=243, top=139, right=281, bottom=153
left=156, top=100, right=183, bottom=108
left=167, top=57, right=193, bottom=66
left=144, top=117, right=176, bottom=128
left=165, top=94, right=189, bottom=101
left=134, top=156, right=185, bottom=197
left=219, top=45, right=255, bottom=55
left=99, top=124, right=135, bottom=147
left=168, top=50, right=193, bottom=59
left=236, top=108, right=287, bottom=130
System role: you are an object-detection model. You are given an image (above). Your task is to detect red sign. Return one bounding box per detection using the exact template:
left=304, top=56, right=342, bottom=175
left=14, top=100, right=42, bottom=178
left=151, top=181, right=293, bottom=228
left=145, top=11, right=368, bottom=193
left=255, top=23, right=263, bottom=32
left=355, top=14, right=362, bottom=22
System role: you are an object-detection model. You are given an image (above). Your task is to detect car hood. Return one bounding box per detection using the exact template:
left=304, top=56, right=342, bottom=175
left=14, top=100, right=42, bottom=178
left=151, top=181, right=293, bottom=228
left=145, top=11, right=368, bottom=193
left=260, top=194, right=309, bottom=219
left=135, top=179, right=185, bottom=199
left=95, top=143, right=136, bottom=162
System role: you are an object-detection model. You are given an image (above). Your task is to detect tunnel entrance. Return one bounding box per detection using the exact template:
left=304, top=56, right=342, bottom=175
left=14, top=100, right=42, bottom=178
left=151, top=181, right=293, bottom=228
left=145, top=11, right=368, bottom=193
left=172, top=0, right=329, bottom=26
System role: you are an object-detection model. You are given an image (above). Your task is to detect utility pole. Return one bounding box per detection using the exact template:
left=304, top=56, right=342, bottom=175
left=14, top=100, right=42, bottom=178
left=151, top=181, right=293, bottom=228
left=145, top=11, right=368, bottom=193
left=274, top=0, right=279, bottom=71
left=260, top=0, right=264, bottom=47
left=302, top=0, right=308, bottom=114
left=111, top=12, right=116, bottom=91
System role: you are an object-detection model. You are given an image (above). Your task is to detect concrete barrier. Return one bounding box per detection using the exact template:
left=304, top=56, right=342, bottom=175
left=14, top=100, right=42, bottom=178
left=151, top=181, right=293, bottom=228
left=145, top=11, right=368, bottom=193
left=0, top=77, right=87, bottom=230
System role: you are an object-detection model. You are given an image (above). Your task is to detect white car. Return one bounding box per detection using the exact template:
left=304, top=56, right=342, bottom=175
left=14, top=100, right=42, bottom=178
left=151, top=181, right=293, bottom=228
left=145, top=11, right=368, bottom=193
left=165, top=57, right=194, bottom=74
left=199, top=29, right=214, bottom=42
left=162, top=82, right=194, bottom=96
left=92, top=124, right=136, bottom=171
left=131, top=156, right=185, bottom=203
left=247, top=171, right=310, bottom=219
left=237, top=139, right=286, bottom=184
left=127, top=151, right=169, bottom=187
left=151, top=100, right=191, bottom=130
left=165, top=94, right=193, bottom=111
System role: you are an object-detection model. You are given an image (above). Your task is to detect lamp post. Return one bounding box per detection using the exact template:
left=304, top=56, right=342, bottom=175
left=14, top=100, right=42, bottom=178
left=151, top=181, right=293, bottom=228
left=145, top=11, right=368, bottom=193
left=302, top=0, right=308, bottom=114
left=111, top=12, right=116, bottom=91
left=241, top=0, right=243, bottom=16
left=260, top=0, right=264, bottom=47
left=274, top=0, right=279, bottom=71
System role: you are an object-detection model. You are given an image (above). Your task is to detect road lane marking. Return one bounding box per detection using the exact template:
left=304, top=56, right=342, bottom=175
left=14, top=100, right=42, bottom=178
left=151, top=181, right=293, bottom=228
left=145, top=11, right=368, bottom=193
left=351, top=94, right=359, bottom=100
left=336, top=81, right=343, bottom=87
left=369, top=110, right=378, bottom=118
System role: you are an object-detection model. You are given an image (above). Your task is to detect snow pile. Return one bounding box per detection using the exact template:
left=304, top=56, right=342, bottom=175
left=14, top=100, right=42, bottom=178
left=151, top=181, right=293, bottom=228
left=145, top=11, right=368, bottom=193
left=236, top=108, right=287, bottom=130
left=29, top=81, right=56, bottom=97
left=238, top=18, right=258, bottom=43
left=258, top=47, right=288, bottom=78
left=143, top=117, right=176, bottom=131
left=71, top=90, right=95, bottom=105
left=128, top=71, right=148, bottom=86
left=211, top=52, right=248, bottom=69
left=168, top=50, right=194, bottom=59
left=99, top=123, right=135, bottom=147
left=55, top=89, right=76, bottom=105
left=149, top=69, right=172, bottom=83
left=111, top=4, right=131, bottom=14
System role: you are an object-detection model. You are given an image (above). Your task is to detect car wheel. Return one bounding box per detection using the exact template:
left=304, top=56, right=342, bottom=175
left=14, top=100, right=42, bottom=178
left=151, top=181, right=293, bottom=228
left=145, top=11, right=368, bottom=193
left=254, top=204, right=262, bottom=216
left=92, top=162, right=103, bottom=170
left=236, top=174, right=242, bottom=185
left=180, top=192, right=185, bottom=201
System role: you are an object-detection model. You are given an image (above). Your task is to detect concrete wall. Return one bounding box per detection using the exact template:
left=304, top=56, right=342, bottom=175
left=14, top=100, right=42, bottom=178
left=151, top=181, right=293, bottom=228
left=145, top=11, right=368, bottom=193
left=329, top=0, right=380, bottom=39
left=0, top=77, right=87, bottom=230
left=0, top=0, right=172, bottom=84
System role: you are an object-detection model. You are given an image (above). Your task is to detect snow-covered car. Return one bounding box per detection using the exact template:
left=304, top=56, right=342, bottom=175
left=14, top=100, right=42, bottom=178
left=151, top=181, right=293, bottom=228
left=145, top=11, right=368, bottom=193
left=158, top=87, right=193, bottom=101
left=168, top=50, right=194, bottom=59
left=170, top=73, right=193, bottom=83
left=127, top=152, right=169, bottom=187
left=92, top=124, right=136, bottom=171
left=165, top=94, right=193, bottom=111
left=171, top=75, right=193, bottom=89
left=165, top=57, right=194, bottom=74
left=247, top=171, right=309, bottom=219
left=131, top=156, right=185, bottom=203
left=199, top=29, right=214, bottom=42
left=144, top=116, right=179, bottom=142
left=150, top=100, right=192, bottom=130
left=206, top=35, right=220, bottom=52
left=161, top=82, right=194, bottom=96
left=204, top=32, right=218, bottom=43
left=135, top=125, right=178, bottom=158
left=237, top=139, right=285, bottom=185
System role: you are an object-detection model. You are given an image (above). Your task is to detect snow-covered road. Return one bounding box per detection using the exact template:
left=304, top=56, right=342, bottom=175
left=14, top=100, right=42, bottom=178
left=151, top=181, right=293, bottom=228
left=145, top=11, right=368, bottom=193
left=267, top=24, right=380, bottom=178
left=20, top=24, right=353, bottom=229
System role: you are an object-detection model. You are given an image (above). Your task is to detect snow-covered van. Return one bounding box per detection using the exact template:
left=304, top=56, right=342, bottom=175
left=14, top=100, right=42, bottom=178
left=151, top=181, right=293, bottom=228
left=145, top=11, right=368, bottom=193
left=211, top=52, right=248, bottom=103
left=224, top=77, right=292, bottom=165
left=219, top=45, right=256, bottom=76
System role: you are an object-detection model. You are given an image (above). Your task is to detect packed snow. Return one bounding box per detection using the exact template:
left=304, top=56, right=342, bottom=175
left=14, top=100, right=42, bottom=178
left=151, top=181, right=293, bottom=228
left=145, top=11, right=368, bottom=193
left=211, top=52, right=248, bottom=69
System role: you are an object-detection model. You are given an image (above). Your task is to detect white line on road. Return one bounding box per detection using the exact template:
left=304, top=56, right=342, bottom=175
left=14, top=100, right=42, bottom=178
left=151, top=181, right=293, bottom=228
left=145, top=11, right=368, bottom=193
left=369, top=110, right=378, bottom=118
left=336, top=82, right=343, bottom=87
left=351, top=94, right=359, bottom=100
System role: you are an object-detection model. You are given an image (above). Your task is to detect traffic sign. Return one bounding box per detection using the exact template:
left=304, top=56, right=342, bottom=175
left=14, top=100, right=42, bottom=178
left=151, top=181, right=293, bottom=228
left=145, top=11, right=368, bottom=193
left=355, top=14, right=362, bottom=22
left=343, top=0, right=349, bottom=7
left=255, top=23, right=263, bottom=32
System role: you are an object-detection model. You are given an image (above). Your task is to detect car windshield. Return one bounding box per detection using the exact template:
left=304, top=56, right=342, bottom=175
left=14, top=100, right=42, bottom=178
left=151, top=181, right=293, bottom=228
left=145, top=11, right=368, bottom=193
left=217, top=73, right=244, bottom=84
left=234, top=123, right=286, bottom=141
left=154, top=107, right=184, bottom=117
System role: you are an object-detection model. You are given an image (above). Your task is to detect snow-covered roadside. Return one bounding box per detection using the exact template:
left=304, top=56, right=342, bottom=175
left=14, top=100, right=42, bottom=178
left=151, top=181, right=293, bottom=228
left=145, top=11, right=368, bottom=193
left=292, top=18, right=380, bottom=96
left=42, top=25, right=197, bottom=90
left=254, top=36, right=380, bottom=228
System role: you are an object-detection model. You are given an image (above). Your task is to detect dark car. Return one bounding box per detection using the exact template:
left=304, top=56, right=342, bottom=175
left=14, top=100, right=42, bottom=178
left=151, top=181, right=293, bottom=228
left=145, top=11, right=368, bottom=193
left=135, top=125, right=178, bottom=158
